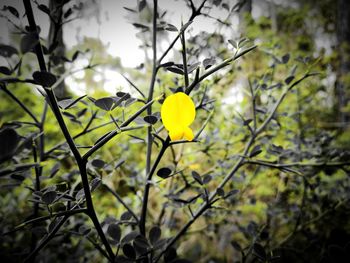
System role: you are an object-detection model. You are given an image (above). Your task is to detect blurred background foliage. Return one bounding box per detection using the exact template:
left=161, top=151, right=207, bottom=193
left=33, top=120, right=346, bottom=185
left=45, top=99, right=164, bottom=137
left=0, top=0, right=350, bottom=262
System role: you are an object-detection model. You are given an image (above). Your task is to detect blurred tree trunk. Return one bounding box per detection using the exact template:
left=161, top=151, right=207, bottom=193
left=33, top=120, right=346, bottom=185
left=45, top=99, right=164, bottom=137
left=336, top=0, right=350, bottom=125
left=49, top=0, right=66, bottom=98
left=238, top=0, right=252, bottom=31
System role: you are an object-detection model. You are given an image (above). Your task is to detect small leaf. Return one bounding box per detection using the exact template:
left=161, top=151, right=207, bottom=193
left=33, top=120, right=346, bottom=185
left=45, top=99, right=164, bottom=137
left=107, top=223, right=121, bottom=242
left=78, top=225, right=91, bottom=236
left=20, top=32, right=39, bottom=53
left=57, top=95, right=86, bottom=110
left=203, top=57, right=216, bottom=70
left=32, top=71, right=57, bottom=87
left=42, top=191, right=57, bottom=204
left=249, top=145, right=262, bottom=158
left=282, top=53, right=290, bottom=64
left=166, top=66, right=184, bottom=75
left=231, top=241, right=242, bottom=251
left=138, top=0, right=146, bottom=12
left=76, top=189, right=85, bottom=200
left=50, top=163, right=61, bottom=178
left=285, top=76, right=295, bottom=85
left=228, top=39, right=238, bottom=49
left=157, top=167, right=172, bottom=179
left=252, top=243, right=266, bottom=261
left=202, top=174, right=212, bottom=184
left=4, top=5, right=19, bottom=18
left=144, top=115, right=158, bottom=125
left=91, top=159, right=105, bottom=168
left=187, top=62, right=201, bottom=73
left=123, top=7, right=137, bottom=13
left=149, top=226, right=161, bottom=245
left=165, top=23, right=178, bottom=32
left=123, top=243, right=136, bottom=259
left=38, top=4, right=50, bottom=15
left=191, top=171, right=203, bottom=185
left=64, top=8, right=72, bottom=19
left=225, top=189, right=239, bottom=198
left=120, top=211, right=132, bottom=221
left=90, top=178, right=101, bottom=192
left=94, top=97, right=116, bottom=111
left=164, top=247, right=177, bottom=263
left=0, top=44, right=18, bottom=57
left=180, top=21, right=192, bottom=32
left=115, top=159, right=125, bottom=169
left=132, top=23, right=149, bottom=30
left=133, top=235, right=149, bottom=249
left=217, top=188, right=225, bottom=197
left=0, top=66, right=12, bottom=75
left=121, top=231, right=139, bottom=244
left=0, top=128, right=20, bottom=162
left=116, top=91, right=131, bottom=100
left=133, top=235, right=149, bottom=255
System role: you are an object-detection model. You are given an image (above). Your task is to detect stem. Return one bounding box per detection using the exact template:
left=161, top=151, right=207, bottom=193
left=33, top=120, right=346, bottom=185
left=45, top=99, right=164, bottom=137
left=142, top=0, right=158, bottom=237
left=83, top=98, right=158, bottom=160
left=1, top=84, right=40, bottom=124
left=78, top=161, right=114, bottom=260
left=23, top=1, right=114, bottom=260
left=185, top=45, right=257, bottom=95
left=180, top=30, right=189, bottom=88
left=139, top=138, right=169, bottom=235
left=103, top=184, right=139, bottom=223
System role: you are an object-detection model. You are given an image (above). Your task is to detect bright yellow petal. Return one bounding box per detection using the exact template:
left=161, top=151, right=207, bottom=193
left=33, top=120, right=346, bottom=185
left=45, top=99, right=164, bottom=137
left=169, top=127, right=184, bottom=141
left=183, top=127, right=194, bottom=141
left=173, top=92, right=196, bottom=126
left=161, top=92, right=195, bottom=130
left=161, top=92, right=196, bottom=141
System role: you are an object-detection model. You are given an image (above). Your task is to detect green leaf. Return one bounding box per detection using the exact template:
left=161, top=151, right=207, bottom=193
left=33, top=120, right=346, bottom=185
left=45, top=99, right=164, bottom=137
left=138, top=0, right=146, bottom=12
left=90, top=178, right=101, bottom=192
left=50, top=163, right=61, bottom=178
left=3, top=5, right=19, bottom=18
left=164, top=247, right=177, bottom=262
left=121, top=231, right=139, bottom=244
left=20, top=32, right=39, bottom=53
left=78, top=225, right=91, bottom=236
left=203, top=57, right=216, bottom=70
left=191, top=171, right=203, bottom=185
left=57, top=95, right=86, bottom=110
left=42, top=191, right=57, bottom=204
left=144, top=115, right=158, bottom=125
left=94, top=97, right=116, bottom=111
left=120, top=211, right=132, bottom=221
left=285, top=75, right=295, bottom=85
left=32, top=71, right=57, bottom=87
left=0, top=66, right=12, bottom=75
left=252, top=243, right=266, bottom=261
left=149, top=226, right=161, bottom=245
left=217, top=188, right=225, bottom=197
left=107, top=223, right=121, bottom=242
left=157, top=167, right=172, bottom=179
left=0, top=128, right=20, bottom=162
left=122, top=243, right=136, bottom=259
left=203, top=174, right=212, bottom=184
left=166, top=66, right=184, bottom=75
left=249, top=145, right=262, bottom=158
left=282, top=53, right=290, bottom=64
left=0, top=44, right=18, bottom=57
left=165, top=23, right=178, bottom=32
left=91, top=159, right=105, bottom=168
